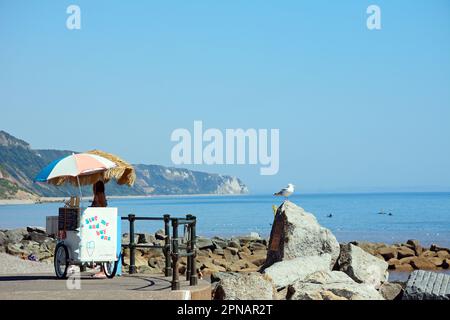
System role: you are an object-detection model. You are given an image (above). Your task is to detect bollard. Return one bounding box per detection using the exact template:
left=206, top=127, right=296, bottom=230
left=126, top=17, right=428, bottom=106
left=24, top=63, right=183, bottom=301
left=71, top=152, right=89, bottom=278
left=190, top=216, right=198, bottom=286
left=163, top=214, right=172, bottom=277
left=171, top=219, right=180, bottom=290
left=128, top=214, right=136, bottom=274
left=185, top=214, right=193, bottom=281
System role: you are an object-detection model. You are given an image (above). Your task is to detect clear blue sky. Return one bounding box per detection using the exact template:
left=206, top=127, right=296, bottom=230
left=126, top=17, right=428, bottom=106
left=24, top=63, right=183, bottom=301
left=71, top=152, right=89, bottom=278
left=1, top=1, right=449, bottom=193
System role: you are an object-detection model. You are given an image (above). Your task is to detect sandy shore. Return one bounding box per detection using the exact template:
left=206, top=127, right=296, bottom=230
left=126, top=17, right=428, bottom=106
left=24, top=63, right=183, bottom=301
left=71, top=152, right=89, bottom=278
left=0, top=253, right=53, bottom=275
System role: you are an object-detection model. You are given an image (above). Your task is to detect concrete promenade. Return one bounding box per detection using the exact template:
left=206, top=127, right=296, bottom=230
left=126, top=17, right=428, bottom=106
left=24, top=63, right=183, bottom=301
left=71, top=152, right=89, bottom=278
left=0, top=273, right=211, bottom=300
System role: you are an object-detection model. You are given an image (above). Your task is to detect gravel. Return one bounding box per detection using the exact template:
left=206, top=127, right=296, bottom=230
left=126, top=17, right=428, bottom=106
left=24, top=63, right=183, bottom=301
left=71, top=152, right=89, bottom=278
left=0, top=252, right=53, bottom=275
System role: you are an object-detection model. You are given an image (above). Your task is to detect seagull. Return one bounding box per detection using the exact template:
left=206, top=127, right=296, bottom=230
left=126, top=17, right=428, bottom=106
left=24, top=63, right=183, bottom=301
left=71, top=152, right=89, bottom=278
left=274, top=183, right=295, bottom=200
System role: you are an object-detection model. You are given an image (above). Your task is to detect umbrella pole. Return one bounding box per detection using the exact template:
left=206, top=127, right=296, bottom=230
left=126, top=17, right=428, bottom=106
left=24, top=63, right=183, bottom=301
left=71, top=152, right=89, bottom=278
left=76, top=175, right=83, bottom=206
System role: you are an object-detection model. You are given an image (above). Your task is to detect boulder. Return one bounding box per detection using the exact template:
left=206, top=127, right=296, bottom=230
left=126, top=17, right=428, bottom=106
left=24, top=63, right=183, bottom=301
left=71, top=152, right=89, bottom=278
left=379, top=282, right=403, bottom=300
left=5, top=228, right=28, bottom=243
left=122, top=233, right=139, bottom=244
left=443, top=259, right=449, bottom=269
left=406, top=239, right=423, bottom=255
left=197, top=249, right=211, bottom=257
left=430, top=244, right=450, bottom=253
left=6, top=242, right=29, bottom=256
left=228, top=240, right=241, bottom=250
left=429, top=257, right=445, bottom=268
left=387, top=258, right=401, bottom=270
left=337, top=243, right=388, bottom=288
left=410, top=257, right=436, bottom=270
left=287, top=270, right=384, bottom=300
left=265, top=201, right=340, bottom=269
left=137, top=233, right=156, bottom=244
left=142, top=247, right=164, bottom=258
left=420, top=250, right=437, bottom=258
left=241, top=246, right=252, bottom=255
left=437, top=251, right=449, bottom=259
left=395, top=264, right=414, bottom=272
left=122, top=249, right=148, bottom=267
left=397, top=246, right=416, bottom=259
left=378, top=247, right=397, bottom=260
left=236, top=233, right=262, bottom=244
left=0, top=231, right=7, bottom=246
left=211, top=237, right=228, bottom=249
left=264, top=254, right=332, bottom=289
left=403, top=270, right=450, bottom=300
left=26, top=226, right=47, bottom=235
left=155, top=229, right=166, bottom=240
left=197, top=237, right=215, bottom=250
left=223, top=248, right=239, bottom=263
left=148, top=257, right=164, bottom=269
left=28, top=232, right=52, bottom=244
left=249, top=242, right=267, bottom=252
left=200, top=261, right=227, bottom=275
left=351, top=241, right=386, bottom=256
left=249, top=255, right=267, bottom=267
left=213, top=272, right=276, bottom=300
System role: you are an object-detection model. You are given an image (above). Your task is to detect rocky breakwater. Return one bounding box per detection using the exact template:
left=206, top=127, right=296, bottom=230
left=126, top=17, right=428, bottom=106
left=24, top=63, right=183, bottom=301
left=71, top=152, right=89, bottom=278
left=212, top=201, right=402, bottom=300
left=351, top=240, right=449, bottom=272
left=0, top=227, right=56, bottom=263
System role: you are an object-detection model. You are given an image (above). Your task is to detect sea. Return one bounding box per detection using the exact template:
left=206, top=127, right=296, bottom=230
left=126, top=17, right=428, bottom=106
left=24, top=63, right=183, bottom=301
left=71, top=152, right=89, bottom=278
left=0, top=192, right=449, bottom=248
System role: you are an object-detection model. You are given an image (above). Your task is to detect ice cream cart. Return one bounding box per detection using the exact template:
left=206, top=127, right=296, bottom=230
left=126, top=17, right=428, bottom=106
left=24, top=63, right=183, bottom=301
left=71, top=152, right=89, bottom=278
left=55, top=206, right=121, bottom=279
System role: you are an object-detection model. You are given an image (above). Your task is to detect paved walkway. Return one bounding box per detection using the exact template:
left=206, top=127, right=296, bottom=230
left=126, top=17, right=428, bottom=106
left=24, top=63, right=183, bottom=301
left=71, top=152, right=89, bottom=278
left=0, top=273, right=211, bottom=300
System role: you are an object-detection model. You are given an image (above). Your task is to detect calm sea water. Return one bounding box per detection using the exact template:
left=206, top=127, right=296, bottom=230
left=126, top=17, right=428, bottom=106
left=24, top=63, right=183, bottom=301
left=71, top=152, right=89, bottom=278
left=0, top=193, right=449, bottom=247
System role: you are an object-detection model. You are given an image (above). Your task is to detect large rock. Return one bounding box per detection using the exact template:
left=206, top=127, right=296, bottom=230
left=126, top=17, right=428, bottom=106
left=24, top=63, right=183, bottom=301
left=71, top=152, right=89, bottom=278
left=5, top=228, right=28, bottom=243
left=211, top=237, right=228, bottom=249
left=155, top=229, right=166, bottom=240
left=264, top=201, right=340, bottom=269
left=403, top=270, right=450, bottom=300
left=27, top=231, right=52, bottom=244
left=197, top=237, right=215, bottom=250
left=377, top=247, right=397, bottom=260
left=379, top=282, right=403, bottom=300
left=264, top=254, right=332, bottom=289
left=137, top=233, right=156, bottom=244
left=397, top=246, right=416, bottom=259
left=406, top=239, right=423, bottom=255
left=122, top=233, right=139, bottom=244
left=287, top=270, right=384, bottom=300
left=337, top=243, right=388, bottom=288
left=213, top=272, right=276, bottom=300
left=0, top=231, right=7, bottom=246
left=26, top=226, right=47, bottom=235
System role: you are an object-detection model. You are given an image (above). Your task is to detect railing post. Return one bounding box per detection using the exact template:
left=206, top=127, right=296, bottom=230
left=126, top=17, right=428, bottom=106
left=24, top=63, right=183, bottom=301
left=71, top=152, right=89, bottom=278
left=163, top=214, right=172, bottom=277
left=128, top=214, right=136, bottom=274
left=190, top=216, right=198, bottom=286
left=171, top=218, right=180, bottom=290
left=185, top=214, right=193, bottom=281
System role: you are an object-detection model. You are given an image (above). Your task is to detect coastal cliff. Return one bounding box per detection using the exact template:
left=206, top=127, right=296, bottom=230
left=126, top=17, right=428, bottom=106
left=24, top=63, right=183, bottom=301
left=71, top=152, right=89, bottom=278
left=0, top=131, right=248, bottom=199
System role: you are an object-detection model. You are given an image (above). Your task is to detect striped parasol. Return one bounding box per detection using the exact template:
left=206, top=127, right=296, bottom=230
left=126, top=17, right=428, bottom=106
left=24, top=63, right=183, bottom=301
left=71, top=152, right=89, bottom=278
left=35, top=153, right=117, bottom=186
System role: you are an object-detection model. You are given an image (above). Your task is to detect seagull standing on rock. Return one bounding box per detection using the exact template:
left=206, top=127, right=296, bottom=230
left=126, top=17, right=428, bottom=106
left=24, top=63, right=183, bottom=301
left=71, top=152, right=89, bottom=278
left=274, top=183, right=295, bottom=200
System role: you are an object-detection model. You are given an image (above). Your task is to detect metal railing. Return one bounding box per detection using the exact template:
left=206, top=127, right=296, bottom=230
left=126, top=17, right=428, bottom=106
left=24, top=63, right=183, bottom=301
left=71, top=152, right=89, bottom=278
left=121, top=214, right=197, bottom=290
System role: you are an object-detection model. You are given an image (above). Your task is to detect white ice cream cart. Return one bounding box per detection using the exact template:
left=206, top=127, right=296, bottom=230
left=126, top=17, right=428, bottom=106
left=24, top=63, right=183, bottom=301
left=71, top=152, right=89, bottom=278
left=34, top=151, right=134, bottom=279
left=55, top=206, right=120, bottom=279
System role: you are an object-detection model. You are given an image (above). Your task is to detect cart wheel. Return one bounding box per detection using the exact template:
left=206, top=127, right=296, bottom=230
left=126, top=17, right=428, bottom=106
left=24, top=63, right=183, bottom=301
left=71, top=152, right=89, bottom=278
left=54, top=243, right=70, bottom=279
left=102, top=261, right=118, bottom=279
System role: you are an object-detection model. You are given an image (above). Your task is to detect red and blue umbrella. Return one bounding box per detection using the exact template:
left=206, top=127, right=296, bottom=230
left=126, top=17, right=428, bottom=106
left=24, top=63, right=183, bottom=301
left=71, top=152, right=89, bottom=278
left=35, top=153, right=117, bottom=184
